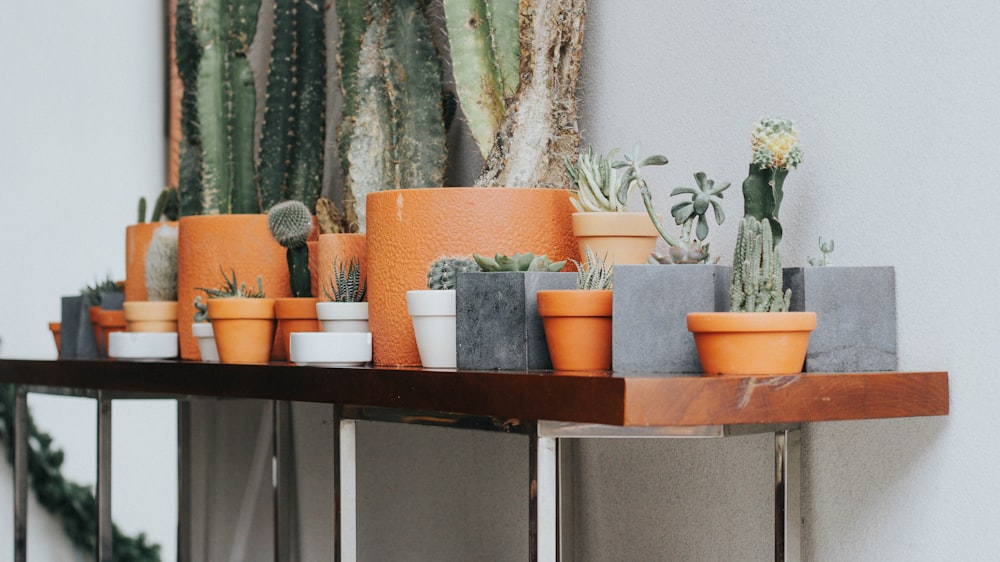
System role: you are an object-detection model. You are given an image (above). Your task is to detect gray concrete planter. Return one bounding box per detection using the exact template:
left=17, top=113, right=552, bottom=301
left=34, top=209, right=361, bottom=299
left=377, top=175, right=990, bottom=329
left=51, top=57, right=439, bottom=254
left=783, top=266, right=897, bottom=372
left=456, top=271, right=577, bottom=370
left=60, top=294, right=99, bottom=359
left=612, top=264, right=731, bottom=373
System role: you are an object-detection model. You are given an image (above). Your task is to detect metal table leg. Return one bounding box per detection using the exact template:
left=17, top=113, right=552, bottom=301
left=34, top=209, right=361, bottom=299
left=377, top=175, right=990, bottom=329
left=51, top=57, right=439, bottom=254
left=97, top=392, right=112, bottom=562
left=13, top=386, right=28, bottom=562
left=336, top=409, right=357, bottom=562
left=535, top=433, right=557, bottom=562
left=775, top=429, right=802, bottom=562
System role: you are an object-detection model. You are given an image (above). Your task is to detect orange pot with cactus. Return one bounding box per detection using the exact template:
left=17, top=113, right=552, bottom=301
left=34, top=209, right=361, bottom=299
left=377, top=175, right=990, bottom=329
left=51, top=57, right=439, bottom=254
left=200, top=270, right=276, bottom=364
left=126, top=188, right=179, bottom=301
left=367, top=188, right=577, bottom=366
left=687, top=312, right=816, bottom=375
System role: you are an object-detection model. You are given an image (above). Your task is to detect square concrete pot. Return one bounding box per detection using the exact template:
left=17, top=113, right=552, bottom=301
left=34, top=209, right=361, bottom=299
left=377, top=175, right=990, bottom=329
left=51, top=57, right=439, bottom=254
left=784, top=266, right=897, bottom=372
left=456, top=272, right=577, bottom=371
left=60, top=294, right=100, bottom=359
left=613, top=264, right=731, bottom=373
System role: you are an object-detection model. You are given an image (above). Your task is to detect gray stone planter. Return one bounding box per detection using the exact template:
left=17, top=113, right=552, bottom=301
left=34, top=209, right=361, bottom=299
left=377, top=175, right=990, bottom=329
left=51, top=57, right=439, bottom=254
left=60, top=294, right=99, bottom=359
left=456, top=271, right=576, bottom=370
left=783, top=266, right=897, bottom=372
left=613, top=264, right=731, bottom=373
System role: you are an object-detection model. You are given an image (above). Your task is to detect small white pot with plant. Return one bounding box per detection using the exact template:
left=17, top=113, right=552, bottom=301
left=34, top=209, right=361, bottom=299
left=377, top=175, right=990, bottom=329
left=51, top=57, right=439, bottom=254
left=316, top=257, right=369, bottom=333
left=190, top=296, right=219, bottom=362
left=407, top=256, right=480, bottom=369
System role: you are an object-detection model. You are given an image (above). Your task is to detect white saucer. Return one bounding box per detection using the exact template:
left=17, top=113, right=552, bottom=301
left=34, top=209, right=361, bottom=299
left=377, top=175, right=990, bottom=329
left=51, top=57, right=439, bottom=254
left=108, top=332, right=179, bottom=360
left=289, top=332, right=372, bottom=367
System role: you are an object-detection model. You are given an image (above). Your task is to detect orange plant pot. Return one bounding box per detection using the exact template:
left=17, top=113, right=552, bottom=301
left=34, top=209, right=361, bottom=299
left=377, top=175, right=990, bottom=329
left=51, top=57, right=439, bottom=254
left=89, top=306, right=104, bottom=355
left=126, top=221, right=179, bottom=302
left=123, top=301, right=179, bottom=333
left=537, top=290, right=613, bottom=371
left=687, top=312, right=817, bottom=375
left=367, top=188, right=577, bottom=366
left=207, top=298, right=276, bottom=364
left=317, top=233, right=367, bottom=300
left=97, top=310, right=127, bottom=357
left=177, top=215, right=293, bottom=360
left=49, top=322, right=61, bottom=357
left=572, top=212, right=660, bottom=265
left=274, top=297, right=320, bottom=361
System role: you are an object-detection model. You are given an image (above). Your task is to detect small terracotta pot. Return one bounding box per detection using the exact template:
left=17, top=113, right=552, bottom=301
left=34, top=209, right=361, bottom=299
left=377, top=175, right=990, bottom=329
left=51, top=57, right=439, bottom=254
left=317, top=233, right=367, bottom=301
left=207, top=298, right=276, bottom=364
left=126, top=221, right=179, bottom=302
left=274, top=297, right=320, bottom=361
left=572, top=212, right=659, bottom=265
left=49, top=322, right=61, bottom=358
left=687, top=312, right=817, bottom=375
left=97, top=310, right=127, bottom=357
left=537, top=290, right=613, bottom=371
left=123, top=301, right=179, bottom=333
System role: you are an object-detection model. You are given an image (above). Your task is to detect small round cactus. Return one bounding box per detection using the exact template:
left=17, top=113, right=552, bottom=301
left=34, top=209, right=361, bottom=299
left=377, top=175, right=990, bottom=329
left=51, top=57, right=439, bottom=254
left=267, top=200, right=313, bottom=297
left=426, top=256, right=480, bottom=290
left=145, top=224, right=178, bottom=301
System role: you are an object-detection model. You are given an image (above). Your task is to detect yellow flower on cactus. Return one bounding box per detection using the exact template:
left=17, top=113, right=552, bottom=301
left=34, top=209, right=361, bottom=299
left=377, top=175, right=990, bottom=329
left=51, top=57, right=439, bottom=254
left=751, top=117, right=804, bottom=170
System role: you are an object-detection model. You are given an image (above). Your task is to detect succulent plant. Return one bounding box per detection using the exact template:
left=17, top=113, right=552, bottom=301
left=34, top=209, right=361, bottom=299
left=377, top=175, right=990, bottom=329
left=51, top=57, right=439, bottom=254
left=145, top=224, right=179, bottom=301
left=742, top=117, right=804, bottom=246
left=566, top=146, right=628, bottom=212
left=670, top=172, right=730, bottom=242
left=808, top=237, right=835, bottom=266
left=729, top=218, right=790, bottom=313
left=324, top=257, right=367, bottom=303
left=193, top=296, right=209, bottom=323
left=83, top=275, right=123, bottom=306
left=571, top=246, right=613, bottom=291
left=473, top=252, right=566, bottom=272
left=426, top=256, right=481, bottom=290
left=267, top=200, right=313, bottom=298
left=196, top=268, right=266, bottom=299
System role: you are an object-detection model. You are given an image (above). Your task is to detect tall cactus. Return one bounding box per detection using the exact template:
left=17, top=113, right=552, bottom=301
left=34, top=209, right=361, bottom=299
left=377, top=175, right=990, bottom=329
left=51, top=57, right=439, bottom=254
left=729, top=218, right=790, bottom=313
left=441, top=0, right=519, bottom=159
left=335, top=0, right=372, bottom=206
left=176, top=0, right=203, bottom=216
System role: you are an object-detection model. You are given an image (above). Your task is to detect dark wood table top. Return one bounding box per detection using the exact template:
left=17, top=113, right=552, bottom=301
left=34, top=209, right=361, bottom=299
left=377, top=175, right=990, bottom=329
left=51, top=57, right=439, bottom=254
left=0, top=359, right=948, bottom=427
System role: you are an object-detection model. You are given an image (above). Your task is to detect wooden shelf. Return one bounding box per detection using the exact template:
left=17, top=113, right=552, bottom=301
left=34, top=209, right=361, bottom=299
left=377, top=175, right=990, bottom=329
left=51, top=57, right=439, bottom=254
left=0, top=359, right=948, bottom=427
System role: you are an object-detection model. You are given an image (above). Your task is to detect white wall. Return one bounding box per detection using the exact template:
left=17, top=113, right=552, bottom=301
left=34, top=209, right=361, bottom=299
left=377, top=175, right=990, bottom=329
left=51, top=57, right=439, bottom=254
left=0, top=1, right=177, bottom=560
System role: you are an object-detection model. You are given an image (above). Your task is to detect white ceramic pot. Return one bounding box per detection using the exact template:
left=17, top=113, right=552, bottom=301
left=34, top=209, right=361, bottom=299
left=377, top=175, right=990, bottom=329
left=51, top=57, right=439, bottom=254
left=406, top=290, right=457, bottom=369
left=190, top=322, right=219, bottom=363
left=316, top=302, right=370, bottom=333
left=289, top=332, right=373, bottom=367
left=107, top=332, right=179, bottom=360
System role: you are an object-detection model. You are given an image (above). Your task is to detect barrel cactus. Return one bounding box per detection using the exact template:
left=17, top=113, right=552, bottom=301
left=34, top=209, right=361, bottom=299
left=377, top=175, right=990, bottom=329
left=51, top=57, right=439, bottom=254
left=267, top=200, right=313, bottom=298
left=145, top=224, right=179, bottom=301
left=729, top=218, right=790, bottom=313
left=426, top=257, right=481, bottom=290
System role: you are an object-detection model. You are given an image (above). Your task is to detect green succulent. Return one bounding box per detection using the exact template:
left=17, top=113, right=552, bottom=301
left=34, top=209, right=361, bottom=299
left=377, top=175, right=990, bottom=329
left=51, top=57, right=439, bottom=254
left=324, top=257, right=367, bottom=303
left=473, top=252, right=566, bottom=272
left=808, top=237, right=835, bottom=266
left=426, top=256, right=481, bottom=290
left=670, top=172, right=730, bottom=242
left=566, top=146, right=627, bottom=212
left=83, top=274, right=123, bottom=306
left=571, top=246, right=613, bottom=291
left=196, top=268, right=266, bottom=299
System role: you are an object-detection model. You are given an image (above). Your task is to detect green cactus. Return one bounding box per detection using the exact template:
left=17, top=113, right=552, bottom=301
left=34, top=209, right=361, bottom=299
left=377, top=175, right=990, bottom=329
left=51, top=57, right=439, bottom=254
left=427, top=256, right=481, bottom=290
left=176, top=0, right=203, bottom=216
left=473, top=252, right=566, bottom=272
left=197, top=268, right=266, bottom=298
left=441, top=0, right=519, bottom=159
left=267, top=200, right=313, bottom=298
left=137, top=197, right=147, bottom=223
left=729, top=218, right=790, bottom=313
left=145, top=224, right=179, bottom=301
left=741, top=117, right=804, bottom=246
left=335, top=0, right=374, bottom=220
left=324, top=257, right=367, bottom=303
left=571, top=246, right=613, bottom=291
left=150, top=188, right=180, bottom=222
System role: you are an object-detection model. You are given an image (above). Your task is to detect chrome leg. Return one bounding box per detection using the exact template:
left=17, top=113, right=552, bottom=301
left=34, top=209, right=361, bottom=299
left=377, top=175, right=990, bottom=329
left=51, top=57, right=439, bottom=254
left=775, top=429, right=802, bottom=562
left=97, top=392, right=113, bottom=562
left=536, top=433, right=558, bottom=562
left=273, top=400, right=296, bottom=562
left=337, top=416, right=357, bottom=562
left=14, top=386, right=28, bottom=562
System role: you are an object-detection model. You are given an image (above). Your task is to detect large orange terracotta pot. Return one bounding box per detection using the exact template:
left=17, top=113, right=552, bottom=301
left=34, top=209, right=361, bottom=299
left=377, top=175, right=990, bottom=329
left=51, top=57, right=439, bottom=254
left=537, top=290, right=613, bottom=371
left=687, top=312, right=817, bottom=375
left=316, top=233, right=367, bottom=300
left=126, top=221, right=179, bottom=302
left=177, top=215, right=292, bottom=360
left=367, top=188, right=576, bottom=366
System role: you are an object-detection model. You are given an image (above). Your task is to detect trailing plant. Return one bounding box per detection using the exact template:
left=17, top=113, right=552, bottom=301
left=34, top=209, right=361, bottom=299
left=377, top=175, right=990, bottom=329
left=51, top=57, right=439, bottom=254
left=741, top=117, right=804, bottom=246
left=808, top=237, right=835, bottom=266
left=647, top=171, right=730, bottom=264
left=473, top=252, right=566, bottom=272
left=324, top=257, right=367, bottom=303
left=193, top=296, right=209, bottom=323
left=426, top=256, right=481, bottom=290
left=145, top=224, right=179, bottom=301
left=267, top=200, right=313, bottom=298
left=0, top=385, right=162, bottom=562
left=565, top=146, right=627, bottom=212
left=196, top=269, right=266, bottom=298
left=729, top=217, right=790, bottom=312
left=571, top=246, right=613, bottom=291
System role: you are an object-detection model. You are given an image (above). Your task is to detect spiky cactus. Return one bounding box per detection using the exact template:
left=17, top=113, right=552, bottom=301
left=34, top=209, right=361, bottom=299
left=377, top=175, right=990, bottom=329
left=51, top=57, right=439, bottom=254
left=729, top=218, right=790, bottom=313
left=197, top=268, right=266, bottom=298
left=473, top=252, right=566, bottom=272
left=324, top=257, right=367, bottom=303
left=145, top=224, right=179, bottom=301
left=427, top=257, right=481, bottom=290
left=742, top=117, right=804, bottom=246
left=267, top=200, right=313, bottom=298
left=571, top=246, right=613, bottom=291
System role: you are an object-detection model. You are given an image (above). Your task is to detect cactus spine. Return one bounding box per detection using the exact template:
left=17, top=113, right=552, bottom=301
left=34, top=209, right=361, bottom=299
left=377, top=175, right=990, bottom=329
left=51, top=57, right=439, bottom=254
left=729, top=218, right=790, bottom=313
left=267, top=200, right=313, bottom=298
left=145, top=224, right=179, bottom=301
left=427, top=257, right=481, bottom=290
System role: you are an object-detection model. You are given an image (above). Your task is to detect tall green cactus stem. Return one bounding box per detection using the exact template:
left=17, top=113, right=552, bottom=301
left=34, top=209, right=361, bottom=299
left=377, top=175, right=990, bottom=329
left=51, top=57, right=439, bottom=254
left=145, top=224, right=179, bottom=301
left=191, top=0, right=261, bottom=215
left=256, top=0, right=295, bottom=212
left=267, top=200, right=313, bottom=298
left=177, top=0, right=204, bottom=216
left=441, top=0, right=519, bottom=159
left=742, top=117, right=804, bottom=246
left=137, top=197, right=147, bottom=223
left=285, top=0, right=326, bottom=208
left=729, top=218, right=790, bottom=313
left=742, top=164, right=789, bottom=247
left=384, top=0, right=447, bottom=190
left=335, top=0, right=372, bottom=200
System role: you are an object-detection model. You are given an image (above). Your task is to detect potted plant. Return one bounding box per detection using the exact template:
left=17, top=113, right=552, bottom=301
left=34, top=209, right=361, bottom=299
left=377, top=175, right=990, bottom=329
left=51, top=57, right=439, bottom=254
left=456, top=252, right=574, bottom=370
left=197, top=269, right=275, bottom=364
left=124, top=224, right=179, bottom=333
left=83, top=275, right=125, bottom=358
left=407, top=257, right=480, bottom=369
left=687, top=117, right=816, bottom=376
left=190, top=296, right=219, bottom=362
left=537, top=247, right=614, bottom=371
left=125, top=188, right=179, bottom=302
left=317, top=257, right=369, bottom=333
left=268, top=200, right=320, bottom=360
